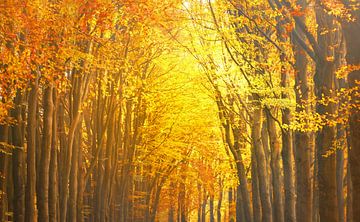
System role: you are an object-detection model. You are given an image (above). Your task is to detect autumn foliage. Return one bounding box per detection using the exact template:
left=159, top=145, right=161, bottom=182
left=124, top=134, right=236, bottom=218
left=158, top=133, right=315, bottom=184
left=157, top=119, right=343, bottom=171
left=0, top=0, right=359, bottom=222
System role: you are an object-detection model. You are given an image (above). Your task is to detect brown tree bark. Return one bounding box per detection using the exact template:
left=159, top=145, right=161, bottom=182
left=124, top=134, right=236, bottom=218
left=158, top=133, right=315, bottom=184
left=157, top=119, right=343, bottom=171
left=59, top=83, right=83, bottom=222
left=265, top=111, right=284, bottom=222
left=217, top=179, right=222, bottom=222
left=280, top=67, right=296, bottom=222
left=68, top=74, right=82, bottom=222
left=210, top=194, right=215, bottom=222
left=197, top=183, right=202, bottom=222
left=0, top=125, right=9, bottom=222
left=251, top=148, right=262, bottom=222
left=229, top=188, right=235, bottom=222
left=236, top=185, right=245, bottom=222
left=201, top=188, right=206, bottom=222
left=216, top=93, right=252, bottom=222
left=340, top=3, right=360, bottom=221
left=57, top=102, right=67, bottom=222
left=293, top=1, right=312, bottom=219
left=346, top=161, right=353, bottom=222
left=38, top=86, right=54, bottom=222
left=77, top=128, right=84, bottom=222
left=101, top=98, right=115, bottom=222
left=315, top=3, right=339, bottom=221
left=49, top=89, right=58, bottom=222
left=11, top=91, right=25, bottom=222
left=251, top=106, right=272, bottom=222
left=336, top=141, right=345, bottom=222
left=232, top=127, right=252, bottom=222
left=25, top=75, right=38, bottom=222
left=68, top=129, right=79, bottom=222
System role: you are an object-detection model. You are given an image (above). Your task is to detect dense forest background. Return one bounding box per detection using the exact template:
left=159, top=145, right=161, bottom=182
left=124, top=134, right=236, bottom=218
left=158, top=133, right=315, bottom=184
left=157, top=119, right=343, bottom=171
left=0, top=0, right=359, bottom=221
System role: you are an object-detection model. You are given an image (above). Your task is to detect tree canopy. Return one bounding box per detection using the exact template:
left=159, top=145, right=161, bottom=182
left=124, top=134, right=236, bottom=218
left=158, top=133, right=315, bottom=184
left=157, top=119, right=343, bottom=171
left=0, top=0, right=359, bottom=222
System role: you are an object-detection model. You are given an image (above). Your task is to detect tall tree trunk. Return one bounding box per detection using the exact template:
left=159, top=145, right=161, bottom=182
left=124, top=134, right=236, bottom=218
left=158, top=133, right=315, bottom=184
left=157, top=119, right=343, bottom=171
left=236, top=185, right=245, bottom=222
left=59, top=81, right=83, bottom=222
left=273, top=11, right=297, bottom=222
left=68, top=128, right=79, bottom=222
left=251, top=149, right=262, bottom=222
left=49, top=89, right=58, bottom=222
left=169, top=182, right=175, bottom=222
left=293, top=1, right=312, bottom=219
left=265, top=111, right=284, bottom=222
left=101, top=114, right=115, bottom=222
left=232, top=129, right=252, bottom=222
left=217, top=180, right=222, bottom=222
left=341, top=4, right=360, bottom=222
left=251, top=107, right=272, bottom=222
left=336, top=142, right=345, bottom=222
left=210, top=194, right=214, bottom=222
left=38, top=86, right=54, bottom=222
left=346, top=161, right=353, bottom=222
left=25, top=76, right=38, bottom=222
left=336, top=77, right=347, bottom=222
left=0, top=125, right=9, bottom=222
left=197, top=183, right=202, bottom=222
left=11, top=91, right=25, bottom=222
left=313, top=132, right=319, bottom=222
left=68, top=70, right=83, bottom=222
left=281, top=69, right=296, bottom=222
left=315, top=3, right=339, bottom=221
left=201, top=189, right=206, bottom=222
left=57, top=102, right=67, bottom=222
left=77, top=131, right=84, bottom=222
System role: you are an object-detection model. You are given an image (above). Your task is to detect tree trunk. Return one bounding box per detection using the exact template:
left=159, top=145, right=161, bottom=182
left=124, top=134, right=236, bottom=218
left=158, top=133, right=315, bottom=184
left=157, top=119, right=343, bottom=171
left=315, top=63, right=338, bottom=222
left=251, top=107, right=272, bottom=222
left=265, top=111, right=284, bottom=222
left=38, top=86, right=54, bottom=222
left=336, top=142, right=345, bottom=222
left=11, top=91, right=25, bottom=222
left=346, top=162, right=353, bottom=222
left=341, top=5, right=360, bottom=222
left=210, top=194, right=214, bottom=222
left=293, top=1, right=312, bottom=218
left=236, top=185, right=245, bottom=222
left=281, top=71, right=296, bottom=222
left=49, top=89, right=58, bottom=222
left=77, top=131, right=84, bottom=222
left=217, top=180, right=222, bottom=222
left=197, top=183, right=202, bottom=222
left=251, top=149, right=262, bottom=222
left=0, top=125, right=9, bottom=222
left=68, top=128, right=79, bottom=222
left=59, top=89, right=83, bottom=222
left=232, top=128, right=252, bottom=222
left=101, top=114, right=115, bottom=222
left=315, top=3, right=339, bottom=221
left=25, top=76, right=38, bottom=222
left=201, top=188, right=206, bottom=222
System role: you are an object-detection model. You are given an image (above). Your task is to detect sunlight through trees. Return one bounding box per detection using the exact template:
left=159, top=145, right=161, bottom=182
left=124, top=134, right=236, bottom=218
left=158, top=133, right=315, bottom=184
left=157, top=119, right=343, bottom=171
left=0, top=0, right=359, bottom=221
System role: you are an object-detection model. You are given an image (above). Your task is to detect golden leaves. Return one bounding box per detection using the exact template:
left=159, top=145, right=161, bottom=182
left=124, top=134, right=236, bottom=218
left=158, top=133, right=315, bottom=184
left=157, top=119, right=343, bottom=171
left=336, top=64, right=360, bottom=79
